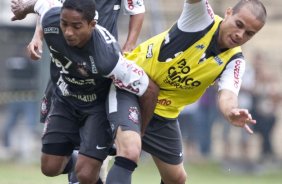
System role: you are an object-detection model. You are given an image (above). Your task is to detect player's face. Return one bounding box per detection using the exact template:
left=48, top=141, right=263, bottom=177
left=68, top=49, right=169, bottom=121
left=218, top=6, right=264, bottom=49
left=60, top=9, right=95, bottom=47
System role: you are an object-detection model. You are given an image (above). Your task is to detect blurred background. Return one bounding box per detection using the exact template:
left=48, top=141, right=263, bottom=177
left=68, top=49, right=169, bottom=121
left=0, top=0, right=281, bottom=183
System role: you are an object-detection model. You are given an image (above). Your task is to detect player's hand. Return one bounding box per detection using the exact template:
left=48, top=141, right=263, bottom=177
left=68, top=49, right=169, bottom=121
left=122, top=42, right=135, bottom=55
left=228, top=108, right=256, bottom=134
left=11, top=0, right=27, bottom=21
left=27, top=38, right=43, bottom=60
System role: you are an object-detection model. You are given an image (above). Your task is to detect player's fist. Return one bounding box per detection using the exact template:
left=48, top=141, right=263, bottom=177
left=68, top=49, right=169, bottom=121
left=11, top=0, right=29, bottom=21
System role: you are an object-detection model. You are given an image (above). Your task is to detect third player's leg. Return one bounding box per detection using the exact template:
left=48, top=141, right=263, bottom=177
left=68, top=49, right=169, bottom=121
left=152, top=155, right=187, bottom=184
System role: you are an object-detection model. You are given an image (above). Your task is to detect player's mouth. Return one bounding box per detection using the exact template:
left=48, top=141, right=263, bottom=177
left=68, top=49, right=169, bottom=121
left=229, top=36, right=239, bottom=46
left=66, top=39, right=76, bottom=45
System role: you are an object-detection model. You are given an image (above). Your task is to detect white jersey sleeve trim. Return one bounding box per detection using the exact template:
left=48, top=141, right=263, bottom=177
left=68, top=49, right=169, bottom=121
left=105, top=53, right=149, bottom=96
left=34, top=0, right=62, bottom=22
left=122, top=0, right=145, bottom=15
left=178, top=0, right=214, bottom=32
left=218, top=58, right=246, bottom=96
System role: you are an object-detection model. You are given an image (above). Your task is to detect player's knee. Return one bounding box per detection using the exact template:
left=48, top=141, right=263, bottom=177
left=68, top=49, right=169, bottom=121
left=177, top=171, right=187, bottom=184
left=76, top=168, right=100, bottom=184
left=41, top=163, right=61, bottom=176
left=119, top=141, right=141, bottom=162
left=162, top=169, right=187, bottom=184
left=172, top=171, right=187, bottom=184
left=76, top=171, right=92, bottom=183
left=76, top=156, right=101, bottom=183
left=116, top=131, right=141, bottom=162
left=41, top=153, right=71, bottom=177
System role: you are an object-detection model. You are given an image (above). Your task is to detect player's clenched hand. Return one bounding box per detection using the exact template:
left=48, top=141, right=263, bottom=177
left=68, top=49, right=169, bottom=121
left=228, top=108, right=256, bottom=134
left=11, top=0, right=30, bottom=21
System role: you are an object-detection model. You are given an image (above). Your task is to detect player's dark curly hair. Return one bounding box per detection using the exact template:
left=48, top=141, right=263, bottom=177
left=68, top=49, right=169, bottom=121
left=62, top=0, right=96, bottom=23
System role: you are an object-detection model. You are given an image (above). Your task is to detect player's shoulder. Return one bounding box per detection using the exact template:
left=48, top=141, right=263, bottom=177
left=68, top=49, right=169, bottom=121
left=92, top=25, right=121, bottom=74
left=93, top=25, right=119, bottom=49
left=42, top=7, right=61, bottom=27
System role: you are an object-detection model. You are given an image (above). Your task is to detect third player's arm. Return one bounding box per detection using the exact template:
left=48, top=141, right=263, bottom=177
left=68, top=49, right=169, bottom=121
left=122, top=13, right=145, bottom=53
left=27, top=16, right=44, bottom=60
left=139, top=79, right=159, bottom=136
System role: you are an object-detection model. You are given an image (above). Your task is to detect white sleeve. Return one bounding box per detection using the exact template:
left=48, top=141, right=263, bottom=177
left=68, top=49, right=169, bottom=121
left=178, top=0, right=214, bottom=32
left=217, top=58, right=246, bottom=96
left=34, top=0, right=62, bottom=21
left=105, top=53, right=149, bottom=96
left=122, top=0, right=145, bottom=15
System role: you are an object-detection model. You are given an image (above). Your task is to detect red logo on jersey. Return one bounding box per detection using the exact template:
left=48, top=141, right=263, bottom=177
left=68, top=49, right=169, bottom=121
left=157, top=98, right=172, bottom=106
left=205, top=0, right=214, bottom=20
left=234, top=60, right=241, bottom=88
left=110, top=76, right=140, bottom=94
left=128, top=0, right=134, bottom=10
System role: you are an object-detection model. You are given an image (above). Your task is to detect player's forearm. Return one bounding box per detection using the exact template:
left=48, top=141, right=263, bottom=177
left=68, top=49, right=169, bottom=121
left=33, top=17, right=44, bottom=41
left=139, top=79, right=159, bottom=135
left=122, top=13, right=145, bottom=52
left=217, top=89, right=238, bottom=123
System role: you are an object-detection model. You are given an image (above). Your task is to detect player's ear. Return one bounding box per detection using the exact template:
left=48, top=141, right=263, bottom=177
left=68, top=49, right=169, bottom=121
left=90, top=19, right=96, bottom=28
left=225, top=7, right=233, bottom=17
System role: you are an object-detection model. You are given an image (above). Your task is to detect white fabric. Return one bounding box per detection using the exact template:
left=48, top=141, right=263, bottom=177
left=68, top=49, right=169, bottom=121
left=34, top=0, right=62, bottom=21
left=218, top=58, right=245, bottom=96
left=177, top=0, right=214, bottom=32
left=122, top=0, right=145, bottom=15
left=108, top=84, right=118, bottom=113
left=106, top=53, right=149, bottom=96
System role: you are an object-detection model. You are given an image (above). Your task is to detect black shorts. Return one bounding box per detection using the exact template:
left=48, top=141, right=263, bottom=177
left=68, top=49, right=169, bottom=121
left=106, top=84, right=141, bottom=137
left=42, top=98, right=112, bottom=160
left=142, top=114, right=183, bottom=165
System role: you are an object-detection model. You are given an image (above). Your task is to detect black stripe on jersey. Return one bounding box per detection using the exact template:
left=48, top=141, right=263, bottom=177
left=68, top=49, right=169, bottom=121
left=158, top=22, right=214, bottom=62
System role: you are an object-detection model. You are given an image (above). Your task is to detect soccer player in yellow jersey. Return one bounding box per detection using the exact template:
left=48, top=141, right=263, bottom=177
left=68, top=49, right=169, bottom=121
left=126, top=0, right=266, bottom=183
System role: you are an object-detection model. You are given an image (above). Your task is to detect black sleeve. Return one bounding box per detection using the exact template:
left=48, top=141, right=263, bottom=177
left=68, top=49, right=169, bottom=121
left=92, top=26, right=122, bottom=75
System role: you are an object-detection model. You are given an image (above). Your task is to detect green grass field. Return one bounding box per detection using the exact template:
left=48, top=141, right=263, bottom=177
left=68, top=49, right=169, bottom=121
left=0, top=158, right=281, bottom=184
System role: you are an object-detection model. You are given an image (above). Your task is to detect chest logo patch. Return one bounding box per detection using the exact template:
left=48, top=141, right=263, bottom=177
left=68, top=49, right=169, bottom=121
left=77, top=62, right=89, bottom=77
left=146, top=44, right=153, bottom=58
left=44, top=27, right=59, bottom=34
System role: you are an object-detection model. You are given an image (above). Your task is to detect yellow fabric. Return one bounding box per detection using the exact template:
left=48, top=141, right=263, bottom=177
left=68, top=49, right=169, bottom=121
left=126, top=15, right=242, bottom=118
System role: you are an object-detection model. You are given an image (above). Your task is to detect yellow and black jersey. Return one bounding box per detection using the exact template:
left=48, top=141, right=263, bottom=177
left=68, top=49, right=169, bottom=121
left=126, top=15, right=242, bottom=118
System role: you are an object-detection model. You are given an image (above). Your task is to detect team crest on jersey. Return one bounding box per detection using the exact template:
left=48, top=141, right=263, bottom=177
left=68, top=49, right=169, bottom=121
left=44, top=27, right=59, bottom=34
left=41, top=96, right=49, bottom=115
left=146, top=44, right=153, bottom=58
left=77, top=62, right=89, bottom=77
left=128, top=107, right=139, bottom=124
